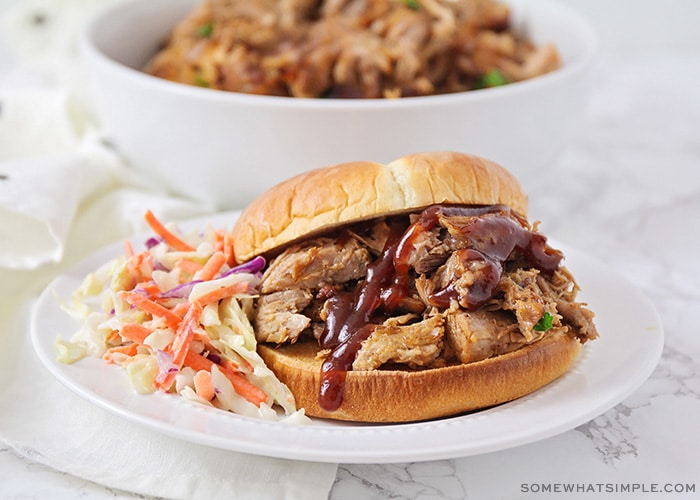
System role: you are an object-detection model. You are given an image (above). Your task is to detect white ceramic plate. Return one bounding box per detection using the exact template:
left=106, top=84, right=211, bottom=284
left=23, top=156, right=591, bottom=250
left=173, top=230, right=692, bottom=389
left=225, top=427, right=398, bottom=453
left=31, top=212, right=664, bottom=464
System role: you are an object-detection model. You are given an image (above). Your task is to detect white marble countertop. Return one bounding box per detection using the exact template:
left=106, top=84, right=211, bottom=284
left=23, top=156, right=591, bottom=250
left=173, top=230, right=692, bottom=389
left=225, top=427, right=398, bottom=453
left=2, top=1, right=700, bottom=499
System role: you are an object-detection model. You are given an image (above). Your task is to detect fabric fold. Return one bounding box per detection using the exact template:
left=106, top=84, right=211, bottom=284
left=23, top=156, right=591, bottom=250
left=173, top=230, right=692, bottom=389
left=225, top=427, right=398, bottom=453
left=0, top=153, right=106, bottom=268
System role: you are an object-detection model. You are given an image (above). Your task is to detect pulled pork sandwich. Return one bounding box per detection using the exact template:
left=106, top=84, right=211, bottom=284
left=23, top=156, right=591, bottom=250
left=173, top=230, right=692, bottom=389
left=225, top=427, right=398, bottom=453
left=231, top=151, right=598, bottom=422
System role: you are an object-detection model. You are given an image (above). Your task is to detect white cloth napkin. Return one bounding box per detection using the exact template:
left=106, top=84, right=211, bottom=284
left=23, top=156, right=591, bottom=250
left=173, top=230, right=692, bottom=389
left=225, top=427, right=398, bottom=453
left=0, top=1, right=338, bottom=498
left=0, top=86, right=207, bottom=269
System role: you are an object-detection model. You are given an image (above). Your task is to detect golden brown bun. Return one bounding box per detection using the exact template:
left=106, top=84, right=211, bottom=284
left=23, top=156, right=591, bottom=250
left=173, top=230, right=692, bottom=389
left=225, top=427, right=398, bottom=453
left=232, top=151, right=528, bottom=262
left=258, top=331, right=581, bottom=423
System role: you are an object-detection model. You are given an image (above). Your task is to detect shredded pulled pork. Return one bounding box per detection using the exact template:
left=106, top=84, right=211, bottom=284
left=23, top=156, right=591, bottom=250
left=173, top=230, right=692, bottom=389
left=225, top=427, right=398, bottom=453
left=352, top=314, right=444, bottom=370
left=144, top=0, right=560, bottom=98
left=252, top=206, right=598, bottom=371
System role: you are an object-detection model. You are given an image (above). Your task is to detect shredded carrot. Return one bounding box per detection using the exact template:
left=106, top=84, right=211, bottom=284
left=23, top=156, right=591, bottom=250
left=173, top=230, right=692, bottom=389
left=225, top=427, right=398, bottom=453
left=154, top=302, right=203, bottom=391
left=171, top=301, right=191, bottom=319
left=126, top=250, right=145, bottom=272
left=193, top=370, right=215, bottom=401
left=120, top=323, right=152, bottom=344
left=214, top=231, right=225, bottom=253
left=221, top=367, right=268, bottom=407
left=103, top=343, right=138, bottom=363
left=106, top=329, right=121, bottom=345
left=182, top=350, right=213, bottom=372
left=190, top=333, right=253, bottom=374
left=127, top=254, right=141, bottom=274
left=223, top=355, right=253, bottom=374
left=135, top=281, right=160, bottom=298
left=183, top=351, right=267, bottom=407
left=130, top=252, right=155, bottom=282
left=176, top=258, right=203, bottom=275
left=170, top=302, right=203, bottom=367
left=124, top=240, right=135, bottom=258
left=193, top=281, right=255, bottom=307
left=194, top=251, right=226, bottom=281
left=122, top=291, right=181, bottom=329
left=213, top=231, right=236, bottom=267
left=223, top=233, right=236, bottom=268
left=144, top=210, right=195, bottom=252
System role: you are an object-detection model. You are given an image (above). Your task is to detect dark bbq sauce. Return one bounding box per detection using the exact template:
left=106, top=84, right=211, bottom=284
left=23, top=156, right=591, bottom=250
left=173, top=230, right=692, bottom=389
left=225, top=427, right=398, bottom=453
left=319, top=222, right=407, bottom=411
left=423, top=209, right=563, bottom=309
left=317, top=205, right=563, bottom=412
left=427, top=248, right=503, bottom=309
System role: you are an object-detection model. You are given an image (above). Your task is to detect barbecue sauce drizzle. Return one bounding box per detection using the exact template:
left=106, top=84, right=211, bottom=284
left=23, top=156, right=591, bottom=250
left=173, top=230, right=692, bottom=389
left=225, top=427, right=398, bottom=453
left=317, top=205, right=563, bottom=412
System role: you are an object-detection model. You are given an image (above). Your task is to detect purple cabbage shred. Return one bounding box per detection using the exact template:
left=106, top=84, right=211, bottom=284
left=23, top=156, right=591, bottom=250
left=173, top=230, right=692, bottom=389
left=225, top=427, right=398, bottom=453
left=220, top=256, right=266, bottom=278
left=144, top=237, right=162, bottom=249
left=158, top=280, right=203, bottom=299
left=205, top=352, right=222, bottom=364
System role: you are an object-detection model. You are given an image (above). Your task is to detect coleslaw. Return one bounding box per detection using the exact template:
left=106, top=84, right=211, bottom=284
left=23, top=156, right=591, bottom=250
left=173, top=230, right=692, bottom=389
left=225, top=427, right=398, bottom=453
left=55, top=210, right=310, bottom=423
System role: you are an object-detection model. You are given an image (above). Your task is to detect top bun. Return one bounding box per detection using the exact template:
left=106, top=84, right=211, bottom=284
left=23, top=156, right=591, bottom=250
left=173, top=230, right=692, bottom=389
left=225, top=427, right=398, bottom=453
left=232, top=151, right=528, bottom=261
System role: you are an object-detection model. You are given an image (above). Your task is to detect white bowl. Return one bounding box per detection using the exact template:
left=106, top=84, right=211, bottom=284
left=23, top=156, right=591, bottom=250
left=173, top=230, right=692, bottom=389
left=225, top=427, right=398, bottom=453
left=81, top=0, right=597, bottom=210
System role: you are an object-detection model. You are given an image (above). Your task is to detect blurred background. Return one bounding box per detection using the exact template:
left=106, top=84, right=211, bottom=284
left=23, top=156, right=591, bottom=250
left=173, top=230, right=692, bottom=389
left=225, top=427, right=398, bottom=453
left=2, top=0, right=698, bottom=205
left=555, top=0, right=699, bottom=55
left=1, top=0, right=699, bottom=66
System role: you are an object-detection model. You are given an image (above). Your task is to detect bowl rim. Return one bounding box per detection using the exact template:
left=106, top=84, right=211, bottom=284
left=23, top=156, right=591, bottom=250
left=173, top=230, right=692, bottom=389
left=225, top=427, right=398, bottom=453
left=80, top=0, right=598, bottom=111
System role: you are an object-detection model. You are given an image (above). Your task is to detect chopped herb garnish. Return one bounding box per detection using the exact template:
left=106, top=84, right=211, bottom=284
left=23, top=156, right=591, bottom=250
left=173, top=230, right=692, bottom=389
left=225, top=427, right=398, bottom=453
left=401, top=0, right=421, bottom=11
left=194, top=75, right=210, bottom=88
left=476, top=68, right=509, bottom=89
left=534, top=312, right=554, bottom=332
left=197, top=22, right=213, bottom=38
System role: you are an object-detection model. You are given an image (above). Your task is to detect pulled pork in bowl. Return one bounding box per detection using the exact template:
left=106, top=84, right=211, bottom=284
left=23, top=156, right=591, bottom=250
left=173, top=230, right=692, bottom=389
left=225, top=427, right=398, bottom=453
left=144, top=0, right=561, bottom=99
left=80, top=0, right=596, bottom=210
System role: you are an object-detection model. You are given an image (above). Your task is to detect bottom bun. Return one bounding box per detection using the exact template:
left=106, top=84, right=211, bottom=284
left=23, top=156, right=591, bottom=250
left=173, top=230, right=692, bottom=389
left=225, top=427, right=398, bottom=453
left=257, top=331, right=582, bottom=423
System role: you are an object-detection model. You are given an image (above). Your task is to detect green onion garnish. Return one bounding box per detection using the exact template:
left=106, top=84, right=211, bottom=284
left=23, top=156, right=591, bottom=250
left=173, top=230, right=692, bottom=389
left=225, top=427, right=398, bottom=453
left=197, top=22, right=213, bottom=38
left=477, top=68, right=510, bottom=88
left=194, top=75, right=210, bottom=87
